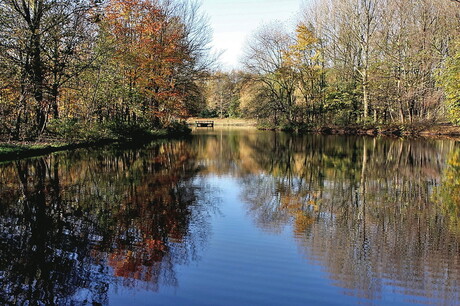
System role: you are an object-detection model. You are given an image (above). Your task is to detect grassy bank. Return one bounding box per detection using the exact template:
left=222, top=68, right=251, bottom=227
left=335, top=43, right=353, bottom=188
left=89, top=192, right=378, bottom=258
left=314, top=123, right=460, bottom=138
left=0, top=140, right=113, bottom=162
left=0, top=124, right=190, bottom=162
left=186, top=117, right=257, bottom=127
left=257, top=121, right=460, bottom=139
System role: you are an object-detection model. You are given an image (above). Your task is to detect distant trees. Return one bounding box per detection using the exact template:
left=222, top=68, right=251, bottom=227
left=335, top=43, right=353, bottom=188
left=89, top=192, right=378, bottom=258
left=237, top=0, right=460, bottom=128
left=200, top=71, right=243, bottom=118
left=0, top=0, right=213, bottom=140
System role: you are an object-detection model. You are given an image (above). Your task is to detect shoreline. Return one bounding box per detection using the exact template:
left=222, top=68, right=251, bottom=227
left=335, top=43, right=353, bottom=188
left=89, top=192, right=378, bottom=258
left=186, top=117, right=258, bottom=127
left=311, top=124, right=460, bottom=139
left=3, top=122, right=460, bottom=162
left=187, top=118, right=460, bottom=139
left=256, top=123, right=460, bottom=140
left=0, top=130, right=190, bottom=163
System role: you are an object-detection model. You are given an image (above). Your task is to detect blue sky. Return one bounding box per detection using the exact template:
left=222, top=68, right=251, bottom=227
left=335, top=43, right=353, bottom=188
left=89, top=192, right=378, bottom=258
left=200, top=0, right=305, bottom=70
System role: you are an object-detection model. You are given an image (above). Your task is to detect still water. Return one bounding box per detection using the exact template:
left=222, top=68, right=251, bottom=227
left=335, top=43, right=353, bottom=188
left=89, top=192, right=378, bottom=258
left=1, top=129, right=460, bottom=305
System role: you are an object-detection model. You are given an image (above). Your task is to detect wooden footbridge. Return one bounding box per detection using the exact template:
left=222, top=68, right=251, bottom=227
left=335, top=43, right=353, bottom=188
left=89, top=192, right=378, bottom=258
left=195, top=120, right=214, bottom=128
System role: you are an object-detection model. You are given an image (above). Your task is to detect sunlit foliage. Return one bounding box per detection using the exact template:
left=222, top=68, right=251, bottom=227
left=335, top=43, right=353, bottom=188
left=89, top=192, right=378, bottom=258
left=0, top=0, right=213, bottom=140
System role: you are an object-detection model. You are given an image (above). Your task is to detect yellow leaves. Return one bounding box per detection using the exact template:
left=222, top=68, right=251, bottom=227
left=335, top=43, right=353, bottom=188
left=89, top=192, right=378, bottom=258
left=0, top=88, right=18, bottom=107
left=294, top=211, right=314, bottom=235
left=282, top=23, right=322, bottom=72
left=293, top=24, right=319, bottom=52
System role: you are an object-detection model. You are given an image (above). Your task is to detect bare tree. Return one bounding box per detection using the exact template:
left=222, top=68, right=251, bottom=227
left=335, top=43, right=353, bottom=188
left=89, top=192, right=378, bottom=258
left=243, top=23, right=298, bottom=125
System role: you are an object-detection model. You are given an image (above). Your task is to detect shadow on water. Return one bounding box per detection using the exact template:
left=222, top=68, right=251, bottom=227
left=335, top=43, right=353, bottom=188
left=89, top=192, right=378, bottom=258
left=0, top=141, right=216, bottom=305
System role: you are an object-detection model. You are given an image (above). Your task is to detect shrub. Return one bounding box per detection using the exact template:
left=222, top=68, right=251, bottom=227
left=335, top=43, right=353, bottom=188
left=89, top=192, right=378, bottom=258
left=106, top=120, right=154, bottom=140
left=47, top=118, right=112, bottom=142
left=166, top=121, right=191, bottom=136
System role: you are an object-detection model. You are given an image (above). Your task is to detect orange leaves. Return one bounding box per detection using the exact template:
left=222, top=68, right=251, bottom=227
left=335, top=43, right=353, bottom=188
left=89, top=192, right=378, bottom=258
left=103, top=0, right=188, bottom=120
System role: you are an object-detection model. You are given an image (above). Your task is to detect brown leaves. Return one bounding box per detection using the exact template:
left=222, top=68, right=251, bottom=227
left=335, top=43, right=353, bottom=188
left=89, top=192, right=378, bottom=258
left=103, top=0, right=188, bottom=120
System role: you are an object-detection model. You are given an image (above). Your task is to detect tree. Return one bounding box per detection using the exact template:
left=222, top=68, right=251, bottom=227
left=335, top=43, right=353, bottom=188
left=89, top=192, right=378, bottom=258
left=354, top=0, right=380, bottom=122
left=0, top=0, right=97, bottom=138
left=100, top=0, right=213, bottom=127
left=284, top=23, right=325, bottom=124
left=439, top=41, right=460, bottom=124
left=43, top=1, right=98, bottom=120
left=243, top=23, right=298, bottom=125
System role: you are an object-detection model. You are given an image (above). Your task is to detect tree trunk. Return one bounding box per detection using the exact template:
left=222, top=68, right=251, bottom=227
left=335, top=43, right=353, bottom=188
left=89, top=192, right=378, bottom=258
left=51, top=83, right=59, bottom=119
left=31, top=28, right=46, bottom=135
left=363, top=69, right=369, bottom=121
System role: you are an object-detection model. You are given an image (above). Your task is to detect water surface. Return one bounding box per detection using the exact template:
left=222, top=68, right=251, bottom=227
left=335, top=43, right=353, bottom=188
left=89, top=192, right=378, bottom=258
left=1, top=129, right=459, bottom=305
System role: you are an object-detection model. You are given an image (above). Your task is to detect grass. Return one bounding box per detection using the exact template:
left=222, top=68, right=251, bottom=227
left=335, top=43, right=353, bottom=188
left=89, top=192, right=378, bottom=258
left=0, top=125, right=190, bottom=162
left=0, top=141, right=74, bottom=160
left=186, top=117, right=257, bottom=126
left=0, top=144, right=21, bottom=154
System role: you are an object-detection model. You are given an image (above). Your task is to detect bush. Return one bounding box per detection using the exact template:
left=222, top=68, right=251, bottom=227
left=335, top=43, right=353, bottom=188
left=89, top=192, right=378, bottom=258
left=279, top=122, right=312, bottom=133
left=47, top=118, right=191, bottom=143
left=199, top=108, right=218, bottom=118
left=166, top=121, right=191, bottom=136
left=47, top=118, right=112, bottom=142
left=106, top=120, right=154, bottom=140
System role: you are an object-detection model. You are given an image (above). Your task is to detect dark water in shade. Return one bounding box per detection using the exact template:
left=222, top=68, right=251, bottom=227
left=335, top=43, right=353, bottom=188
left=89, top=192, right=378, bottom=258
left=1, top=129, right=460, bottom=305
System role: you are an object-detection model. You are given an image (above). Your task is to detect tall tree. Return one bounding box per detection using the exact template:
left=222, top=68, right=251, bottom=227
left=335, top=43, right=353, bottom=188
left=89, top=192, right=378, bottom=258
left=284, top=23, right=324, bottom=124
left=0, top=0, right=97, bottom=138
left=101, top=0, right=213, bottom=126
left=243, top=23, right=298, bottom=125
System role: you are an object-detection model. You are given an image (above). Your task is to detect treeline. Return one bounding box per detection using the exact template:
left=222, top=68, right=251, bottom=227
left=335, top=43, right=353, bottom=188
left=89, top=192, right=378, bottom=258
left=201, top=0, right=460, bottom=130
left=3, top=0, right=459, bottom=139
left=0, top=0, right=213, bottom=140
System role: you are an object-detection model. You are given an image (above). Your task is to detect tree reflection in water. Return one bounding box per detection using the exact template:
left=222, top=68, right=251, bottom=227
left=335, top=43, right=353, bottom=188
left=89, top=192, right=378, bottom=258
left=0, top=141, right=214, bottom=305
left=2, top=130, right=460, bottom=304
left=436, top=148, right=460, bottom=234
left=193, top=130, right=460, bottom=302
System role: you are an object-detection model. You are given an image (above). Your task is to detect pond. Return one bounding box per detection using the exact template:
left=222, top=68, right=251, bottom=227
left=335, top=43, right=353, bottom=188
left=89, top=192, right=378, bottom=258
left=0, top=129, right=459, bottom=305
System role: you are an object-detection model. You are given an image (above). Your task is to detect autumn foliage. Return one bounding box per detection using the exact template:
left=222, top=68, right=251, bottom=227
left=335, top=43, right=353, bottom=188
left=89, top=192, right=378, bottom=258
left=0, top=0, right=212, bottom=140
left=104, top=0, right=189, bottom=124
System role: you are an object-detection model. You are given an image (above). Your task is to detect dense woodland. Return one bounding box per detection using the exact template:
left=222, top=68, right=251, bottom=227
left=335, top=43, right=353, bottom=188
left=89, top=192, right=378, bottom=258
left=1, top=0, right=460, bottom=141
left=0, top=0, right=214, bottom=140
left=204, top=0, right=460, bottom=130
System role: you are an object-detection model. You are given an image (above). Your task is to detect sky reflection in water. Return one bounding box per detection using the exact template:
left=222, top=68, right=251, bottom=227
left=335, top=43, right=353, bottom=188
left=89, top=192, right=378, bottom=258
left=0, top=129, right=459, bottom=305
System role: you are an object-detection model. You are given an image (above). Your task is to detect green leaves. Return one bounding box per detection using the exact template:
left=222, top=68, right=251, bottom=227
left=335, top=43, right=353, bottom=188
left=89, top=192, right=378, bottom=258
left=438, top=41, right=460, bottom=125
